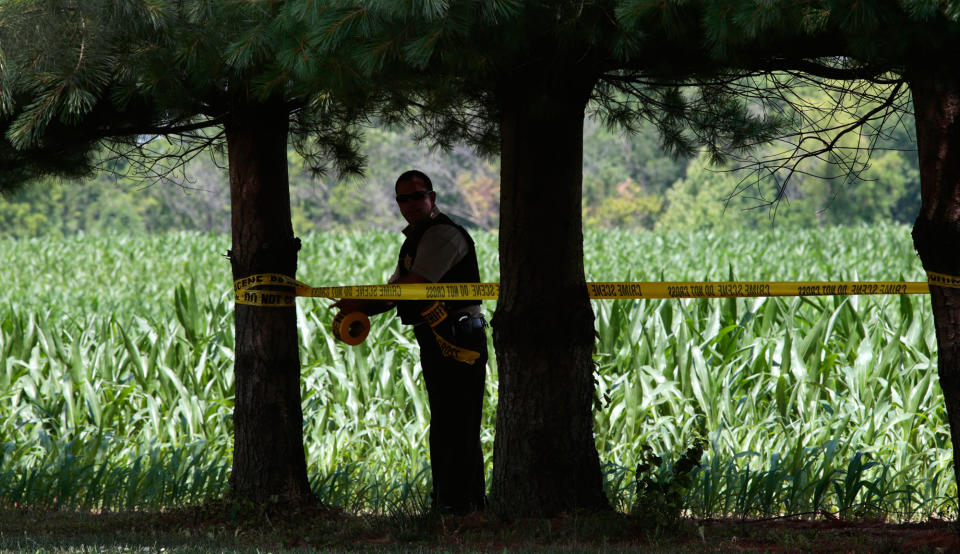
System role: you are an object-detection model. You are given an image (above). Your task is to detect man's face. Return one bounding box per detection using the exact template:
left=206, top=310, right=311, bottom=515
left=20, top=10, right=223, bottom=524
left=396, top=177, right=436, bottom=226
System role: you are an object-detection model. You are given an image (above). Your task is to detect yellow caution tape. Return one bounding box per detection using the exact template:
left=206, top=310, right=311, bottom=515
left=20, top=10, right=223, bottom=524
left=233, top=275, right=500, bottom=305
left=418, top=300, right=481, bottom=363
left=431, top=329, right=482, bottom=365
left=420, top=301, right=449, bottom=327
left=233, top=272, right=960, bottom=305
left=332, top=311, right=371, bottom=345
left=234, top=289, right=297, bottom=307
left=586, top=281, right=931, bottom=299
left=927, top=271, right=960, bottom=289
left=233, top=273, right=305, bottom=307
left=302, top=282, right=500, bottom=301
left=235, top=273, right=945, bottom=304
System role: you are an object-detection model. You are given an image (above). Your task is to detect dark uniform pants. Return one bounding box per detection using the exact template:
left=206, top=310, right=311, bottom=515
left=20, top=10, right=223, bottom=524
left=413, top=319, right=487, bottom=513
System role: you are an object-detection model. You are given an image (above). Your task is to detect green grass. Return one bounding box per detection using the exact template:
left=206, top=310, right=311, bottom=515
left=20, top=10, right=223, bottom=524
left=0, top=223, right=954, bottom=520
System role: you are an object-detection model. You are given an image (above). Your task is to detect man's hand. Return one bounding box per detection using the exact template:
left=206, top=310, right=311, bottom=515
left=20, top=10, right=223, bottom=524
left=330, top=298, right=395, bottom=316
left=331, top=298, right=371, bottom=313
left=329, top=272, right=429, bottom=315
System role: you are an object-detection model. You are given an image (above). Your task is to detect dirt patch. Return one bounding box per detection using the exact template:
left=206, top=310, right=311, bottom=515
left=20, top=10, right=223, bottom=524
left=693, top=518, right=958, bottom=552
left=2, top=504, right=957, bottom=552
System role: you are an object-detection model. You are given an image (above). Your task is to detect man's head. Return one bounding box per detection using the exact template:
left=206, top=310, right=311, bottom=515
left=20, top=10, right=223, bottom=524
left=395, top=170, right=436, bottom=226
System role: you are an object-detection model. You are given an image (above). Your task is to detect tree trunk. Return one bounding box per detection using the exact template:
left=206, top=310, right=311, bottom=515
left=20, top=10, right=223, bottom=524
left=226, top=100, right=312, bottom=505
left=489, top=75, right=610, bottom=517
left=909, top=73, right=960, bottom=512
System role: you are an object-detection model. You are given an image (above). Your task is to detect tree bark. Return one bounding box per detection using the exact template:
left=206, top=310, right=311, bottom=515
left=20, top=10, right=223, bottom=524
left=489, top=73, right=610, bottom=517
left=909, top=72, right=960, bottom=511
left=226, top=99, right=312, bottom=504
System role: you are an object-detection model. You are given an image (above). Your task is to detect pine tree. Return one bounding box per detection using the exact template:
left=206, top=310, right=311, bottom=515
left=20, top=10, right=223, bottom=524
left=0, top=0, right=370, bottom=505
left=318, top=0, right=799, bottom=517
left=325, top=0, right=960, bottom=518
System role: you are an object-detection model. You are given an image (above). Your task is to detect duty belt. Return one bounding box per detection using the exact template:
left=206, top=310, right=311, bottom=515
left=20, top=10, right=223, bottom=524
left=420, top=301, right=483, bottom=365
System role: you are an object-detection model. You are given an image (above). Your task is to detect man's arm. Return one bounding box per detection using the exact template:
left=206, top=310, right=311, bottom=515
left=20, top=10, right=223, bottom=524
left=330, top=271, right=430, bottom=315
left=332, top=224, right=463, bottom=315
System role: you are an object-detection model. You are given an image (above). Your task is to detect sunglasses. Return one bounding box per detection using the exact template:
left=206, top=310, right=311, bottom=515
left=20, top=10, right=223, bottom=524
left=395, top=190, right=430, bottom=203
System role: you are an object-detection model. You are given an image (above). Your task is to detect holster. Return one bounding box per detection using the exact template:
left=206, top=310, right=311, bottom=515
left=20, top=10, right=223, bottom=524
left=419, top=301, right=482, bottom=365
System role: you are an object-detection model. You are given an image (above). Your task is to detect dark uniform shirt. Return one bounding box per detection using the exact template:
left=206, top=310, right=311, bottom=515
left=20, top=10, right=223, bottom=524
left=391, top=211, right=482, bottom=325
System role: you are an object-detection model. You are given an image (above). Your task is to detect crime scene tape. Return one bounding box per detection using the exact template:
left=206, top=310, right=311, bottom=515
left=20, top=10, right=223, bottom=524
left=234, top=272, right=960, bottom=307
left=928, top=271, right=960, bottom=289
left=420, top=301, right=481, bottom=365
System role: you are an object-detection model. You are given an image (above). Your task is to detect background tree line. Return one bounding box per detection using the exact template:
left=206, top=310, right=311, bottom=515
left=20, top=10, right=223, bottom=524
left=2, top=102, right=920, bottom=238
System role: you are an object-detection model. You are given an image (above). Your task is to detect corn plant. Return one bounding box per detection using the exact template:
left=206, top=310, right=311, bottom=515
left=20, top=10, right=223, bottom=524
left=0, top=223, right=953, bottom=519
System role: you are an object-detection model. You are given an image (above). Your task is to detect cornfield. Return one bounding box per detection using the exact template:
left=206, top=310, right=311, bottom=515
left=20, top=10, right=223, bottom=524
left=0, top=223, right=954, bottom=519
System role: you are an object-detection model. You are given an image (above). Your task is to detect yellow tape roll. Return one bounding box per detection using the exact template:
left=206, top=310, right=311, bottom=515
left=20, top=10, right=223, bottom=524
left=332, top=311, right=370, bottom=346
